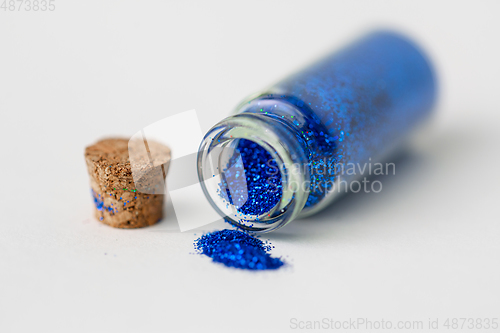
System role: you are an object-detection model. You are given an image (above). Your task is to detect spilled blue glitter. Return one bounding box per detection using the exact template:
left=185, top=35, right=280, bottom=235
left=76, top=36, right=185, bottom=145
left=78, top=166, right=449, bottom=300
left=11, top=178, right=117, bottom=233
left=91, top=189, right=116, bottom=213
left=194, top=229, right=284, bottom=270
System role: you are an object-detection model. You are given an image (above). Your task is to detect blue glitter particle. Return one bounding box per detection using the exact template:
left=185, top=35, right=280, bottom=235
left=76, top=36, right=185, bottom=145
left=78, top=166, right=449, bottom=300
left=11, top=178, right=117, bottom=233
left=218, top=139, right=282, bottom=218
left=194, top=229, right=284, bottom=270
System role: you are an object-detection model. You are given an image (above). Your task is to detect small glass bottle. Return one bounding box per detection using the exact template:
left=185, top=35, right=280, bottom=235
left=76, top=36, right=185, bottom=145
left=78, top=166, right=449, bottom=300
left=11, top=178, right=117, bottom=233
left=198, top=31, right=437, bottom=233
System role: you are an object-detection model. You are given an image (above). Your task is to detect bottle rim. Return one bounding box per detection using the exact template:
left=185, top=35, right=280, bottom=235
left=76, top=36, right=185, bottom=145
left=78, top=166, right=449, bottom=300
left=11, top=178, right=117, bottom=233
left=197, top=113, right=310, bottom=233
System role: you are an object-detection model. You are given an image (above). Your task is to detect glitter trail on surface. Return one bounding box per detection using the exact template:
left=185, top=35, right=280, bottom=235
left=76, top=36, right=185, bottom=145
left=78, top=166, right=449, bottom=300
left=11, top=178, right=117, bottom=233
left=194, top=229, right=284, bottom=270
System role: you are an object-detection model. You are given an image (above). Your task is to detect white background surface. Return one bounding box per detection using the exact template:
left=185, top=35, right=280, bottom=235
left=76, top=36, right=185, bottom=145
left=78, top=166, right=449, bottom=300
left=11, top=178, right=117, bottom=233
left=1, top=1, right=499, bottom=332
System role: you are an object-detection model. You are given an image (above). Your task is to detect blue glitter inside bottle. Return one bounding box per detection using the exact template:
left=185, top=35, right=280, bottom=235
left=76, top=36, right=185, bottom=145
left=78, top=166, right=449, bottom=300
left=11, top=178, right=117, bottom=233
left=198, top=31, right=437, bottom=233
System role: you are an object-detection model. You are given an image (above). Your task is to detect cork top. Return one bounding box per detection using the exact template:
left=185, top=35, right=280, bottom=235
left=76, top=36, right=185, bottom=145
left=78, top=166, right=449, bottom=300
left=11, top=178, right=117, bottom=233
left=86, top=138, right=130, bottom=163
left=85, top=138, right=171, bottom=193
left=86, top=137, right=170, bottom=165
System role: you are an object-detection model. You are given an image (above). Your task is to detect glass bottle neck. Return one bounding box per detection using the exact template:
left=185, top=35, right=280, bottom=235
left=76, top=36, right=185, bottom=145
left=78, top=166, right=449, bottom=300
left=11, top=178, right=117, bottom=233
left=197, top=108, right=310, bottom=233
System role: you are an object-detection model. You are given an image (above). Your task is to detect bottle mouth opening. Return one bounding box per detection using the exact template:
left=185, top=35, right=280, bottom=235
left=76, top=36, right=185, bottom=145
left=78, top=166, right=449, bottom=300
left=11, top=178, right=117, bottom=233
left=197, top=113, right=309, bottom=233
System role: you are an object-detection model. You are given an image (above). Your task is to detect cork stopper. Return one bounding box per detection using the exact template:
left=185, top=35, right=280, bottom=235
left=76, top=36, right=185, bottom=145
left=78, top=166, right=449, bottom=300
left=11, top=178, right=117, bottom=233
left=85, top=138, right=171, bottom=228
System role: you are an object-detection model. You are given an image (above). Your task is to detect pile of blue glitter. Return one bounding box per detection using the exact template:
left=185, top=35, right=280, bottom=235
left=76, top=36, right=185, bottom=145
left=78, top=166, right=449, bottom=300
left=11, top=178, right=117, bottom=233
left=194, top=229, right=284, bottom=270
left=217, top=139, right=283, bottom=217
